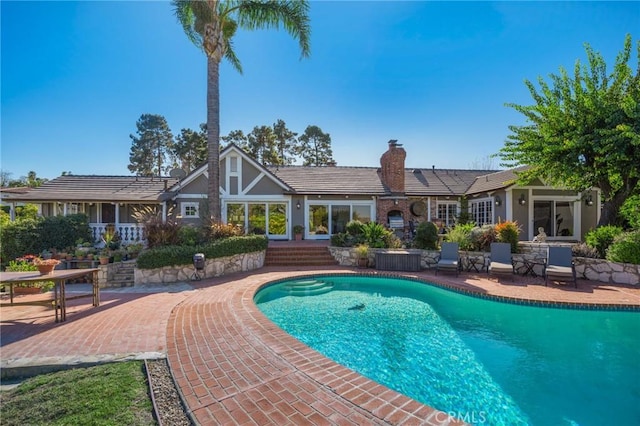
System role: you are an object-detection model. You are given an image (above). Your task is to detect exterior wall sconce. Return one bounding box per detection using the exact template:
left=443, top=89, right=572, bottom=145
left=585, top=195, right=594, bottom=206
left=494, top=196, right=502, bottom=207
left=518, top=194, right=526, bottom=206
left=296, top=201, right=301, bottom=209
left=394, top=199, right=399, bottom=205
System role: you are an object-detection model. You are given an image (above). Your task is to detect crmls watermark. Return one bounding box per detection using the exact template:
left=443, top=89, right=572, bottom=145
left=434, top=410, right=487, bottom=424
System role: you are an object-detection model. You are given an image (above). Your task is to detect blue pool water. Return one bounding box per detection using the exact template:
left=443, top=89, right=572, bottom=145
left=255, top=275, right=640, bottom=426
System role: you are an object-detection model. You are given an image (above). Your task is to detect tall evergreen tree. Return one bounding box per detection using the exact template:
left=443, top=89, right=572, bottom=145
left=173, top=123, right=208, bottom=173
left=221, top=129, right=248, bottom=149
left=172, top=0, right=311, bottom=222
left=247, top=125, right=279, bottom=165
left=298, top=125, right=334, bottom=166
left=273, top=119, right=298, bottom=165
left=128, top=114, right=174, bottom=176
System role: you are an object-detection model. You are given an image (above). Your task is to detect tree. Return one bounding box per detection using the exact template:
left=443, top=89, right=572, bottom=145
left=297, top=125, right=335, bottom=166
left=128, top=114, right=175, bottom=176
left=221, top=129, right=248, bottom=149
left=247, top=125, right=279, bottom=165
left=172, top=0, right=311, bottom=222
left=173, top=123, right=208, bottom=173
left=273, top=119, right=298, bottom=165
left=499, top=35, right=639, bottom=226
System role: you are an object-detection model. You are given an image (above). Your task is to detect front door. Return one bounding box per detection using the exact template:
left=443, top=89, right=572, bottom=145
left=102, top=203, right=115, bottom=223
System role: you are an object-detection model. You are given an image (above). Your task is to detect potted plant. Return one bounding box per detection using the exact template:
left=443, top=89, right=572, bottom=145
left=293, top=225, right=304, bottom=241
left=74, top=249, right=85, bottom=261
left=98, top=249, right=111, bottom=265
left=355, top=244, right=370, bottom=268
left=126, top=242, right=144, bottom=259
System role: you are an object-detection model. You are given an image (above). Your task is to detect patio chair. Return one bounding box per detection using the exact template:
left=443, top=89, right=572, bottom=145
left=488, top=242, right=514, bottom=280
left=435, top=242, right=460, bottom=276
left=545, top=246, right=577, bottom=288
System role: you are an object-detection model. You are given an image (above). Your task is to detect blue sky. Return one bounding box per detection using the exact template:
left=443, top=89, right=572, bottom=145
left=1, top=1, right=638, bottom=180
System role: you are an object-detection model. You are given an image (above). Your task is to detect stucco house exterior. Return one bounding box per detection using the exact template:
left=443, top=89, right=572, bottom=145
left=2, top=141, right=600, bottom=243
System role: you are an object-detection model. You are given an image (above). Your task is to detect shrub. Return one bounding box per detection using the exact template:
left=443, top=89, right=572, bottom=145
left=330, top=233, right=362, bottom=247
left=136, top=235, right=268, bottom=269
left=178, top=225, right=206, bottom=246
left=345, top=220, right=365, bottom=236
left=362, top=221, right=390, bottom=248
left=414, top=221, right=439, bottom=250
left=208, top=223, right=243, bottom=240
left=620, top=195, right=640, bottom=230
left=469, top=224, right=496, bottom=252
left=572, top=243, right=600, bottom=259
left=585, top=225, right=624, bottom=258
left=445, top=223, right=475, bottom=251
left=495, top=220, right=521, bottom=253
left=606, top=230, right=640, bottom=264
left=382, top=232, right=403, bottom=249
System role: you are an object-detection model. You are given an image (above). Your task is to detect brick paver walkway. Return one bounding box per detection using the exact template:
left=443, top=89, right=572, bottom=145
left=2, top=266, right=639, bottom=425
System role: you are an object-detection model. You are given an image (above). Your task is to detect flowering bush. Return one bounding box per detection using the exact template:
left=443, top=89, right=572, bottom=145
left=495, top=220, right=521, bottom=253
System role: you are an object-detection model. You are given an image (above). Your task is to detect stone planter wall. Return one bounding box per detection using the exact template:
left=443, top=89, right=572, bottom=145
left=329, top=245, right=640, bottom=286
left=133, top=251, right=265, bottom=285
left=97, top=263, right=118, bottom=288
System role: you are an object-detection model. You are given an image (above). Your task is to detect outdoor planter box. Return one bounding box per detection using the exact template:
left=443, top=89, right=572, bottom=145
left=375, top=250, right=421, bottom=272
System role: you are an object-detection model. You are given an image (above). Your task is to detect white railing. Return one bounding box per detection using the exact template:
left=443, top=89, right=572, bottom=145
left=90, top=223, right=146, bottom=246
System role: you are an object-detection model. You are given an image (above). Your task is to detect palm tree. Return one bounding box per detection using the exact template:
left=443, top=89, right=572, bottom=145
left=172, top=0, right=311, bottom=222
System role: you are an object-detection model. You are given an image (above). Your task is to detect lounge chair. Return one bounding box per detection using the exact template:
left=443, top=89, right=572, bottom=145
left=545, top=246, right=577, bottom=288
left=435, top=242, right=460, bottom=276
left=488, top=242, right=514, bottom=280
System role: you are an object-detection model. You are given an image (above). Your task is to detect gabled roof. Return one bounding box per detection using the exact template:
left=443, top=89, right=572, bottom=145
left=10, top=175, right=177, bottom=202
left=466, top=166, right=528, bottom=195
left=269, top=166, right=386, bottom=195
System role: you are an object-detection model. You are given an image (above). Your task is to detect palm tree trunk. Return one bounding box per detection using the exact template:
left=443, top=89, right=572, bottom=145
left=207, top=56, right=221, bottom=222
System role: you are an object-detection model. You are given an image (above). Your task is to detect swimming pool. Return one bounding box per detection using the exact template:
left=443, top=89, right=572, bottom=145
left=255, top=275, right=640, bottom=426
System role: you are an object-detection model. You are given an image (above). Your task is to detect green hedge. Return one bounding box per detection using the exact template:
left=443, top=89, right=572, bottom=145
left=606, top=230, right=640, bottom=265
left=136, top=235, right=268, bottom=270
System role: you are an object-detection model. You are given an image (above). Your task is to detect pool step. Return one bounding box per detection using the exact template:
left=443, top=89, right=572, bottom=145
left=282, top=279, right=334, bottom=296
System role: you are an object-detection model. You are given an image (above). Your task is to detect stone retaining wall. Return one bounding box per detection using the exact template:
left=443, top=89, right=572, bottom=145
left=133, top=251, right=265, bottom=285
left=329, top=245, right=640, bottom=286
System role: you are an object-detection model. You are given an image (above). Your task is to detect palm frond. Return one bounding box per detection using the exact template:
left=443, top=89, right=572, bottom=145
left=237, top=1, right=311, bottom=58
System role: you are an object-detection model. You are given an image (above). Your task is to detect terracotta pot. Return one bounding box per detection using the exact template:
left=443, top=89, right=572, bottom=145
left=37, top=264, right=56, bottom=275
left=99, top=257, right=110, bottom=265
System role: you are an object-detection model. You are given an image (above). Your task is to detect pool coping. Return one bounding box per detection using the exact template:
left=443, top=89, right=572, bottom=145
left=166, top=267, right=640, bottom=425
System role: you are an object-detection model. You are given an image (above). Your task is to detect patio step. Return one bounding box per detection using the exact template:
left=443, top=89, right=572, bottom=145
left=265, top=246, right=337, bottom=267
left=108, top=261, right=135, bottom=287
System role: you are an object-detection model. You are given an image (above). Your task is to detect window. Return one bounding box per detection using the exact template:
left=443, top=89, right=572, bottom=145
left=471, top=200, right=494, bottom=225
left=181, top=202, right=199, bottom=218
left=230, top=157, right=238, bottom=173
left=437, top=202, right=458, bottom=227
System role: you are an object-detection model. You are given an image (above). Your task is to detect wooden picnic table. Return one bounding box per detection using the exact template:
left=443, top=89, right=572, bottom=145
left=0, top=268, right=99, bottom=322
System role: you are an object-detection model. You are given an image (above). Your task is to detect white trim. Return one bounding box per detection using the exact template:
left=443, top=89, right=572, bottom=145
left=242, top=172, right=265, bottom=195
left=181, top=201, right=200, bottom=218
left=529, top=195, right=581, bottom=240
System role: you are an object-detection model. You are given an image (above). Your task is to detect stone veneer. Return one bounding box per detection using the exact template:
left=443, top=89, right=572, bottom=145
left=131, top=251, right=265, bottom=285
left=329, top=245, right=640, bottom=286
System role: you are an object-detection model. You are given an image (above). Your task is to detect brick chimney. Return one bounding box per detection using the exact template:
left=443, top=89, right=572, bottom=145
left=380, top=140, right=406, bottom=194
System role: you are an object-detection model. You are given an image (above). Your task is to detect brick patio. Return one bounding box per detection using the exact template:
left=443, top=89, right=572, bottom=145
left=2, top=266, right=639, bottom=425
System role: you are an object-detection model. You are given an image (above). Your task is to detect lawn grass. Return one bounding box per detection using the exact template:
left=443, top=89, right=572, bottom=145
left=0, top=361, right=155, bottom=425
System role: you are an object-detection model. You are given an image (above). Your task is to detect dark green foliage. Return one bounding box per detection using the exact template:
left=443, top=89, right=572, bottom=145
left=136, top=235, right=268, bottom=269
left=0, top=214, right=92, bottom=266
left=585, top=225, right=624, bottom=258
left=297, top=125, right=335, bottom=166
left=620, top=195, right=640, bottom=229
left=457, top=196, right=471, bottom=225
left=572, top=243, right=600, bottom=259
left=128, top=113, right=174, bottom=176
left=173, top=124, right=207, bottom=173
left=144, top=219, right=181, bottom=249
left=178, top=225, right=206, bottom=246
left=606, top=230, right=640, bottom=264
left=414, top=221, right=439, bottom=250
left=345, top=220, right=365, bottom=236
left=499, top=35, right=639, bottom=226
left=362, top=221, right=389, bottom=248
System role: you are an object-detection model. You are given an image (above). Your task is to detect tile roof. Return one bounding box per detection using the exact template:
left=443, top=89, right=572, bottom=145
left=268, top=166, right=387, bottom=195
left=11, top=175, right=177, bottom=202
left=405, top=169, right=496, bottom=196
left=466, top=166, right=529, bottom=195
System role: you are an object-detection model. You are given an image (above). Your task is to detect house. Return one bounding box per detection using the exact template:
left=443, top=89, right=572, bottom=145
left=3, top=141, right=600, bottom=243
